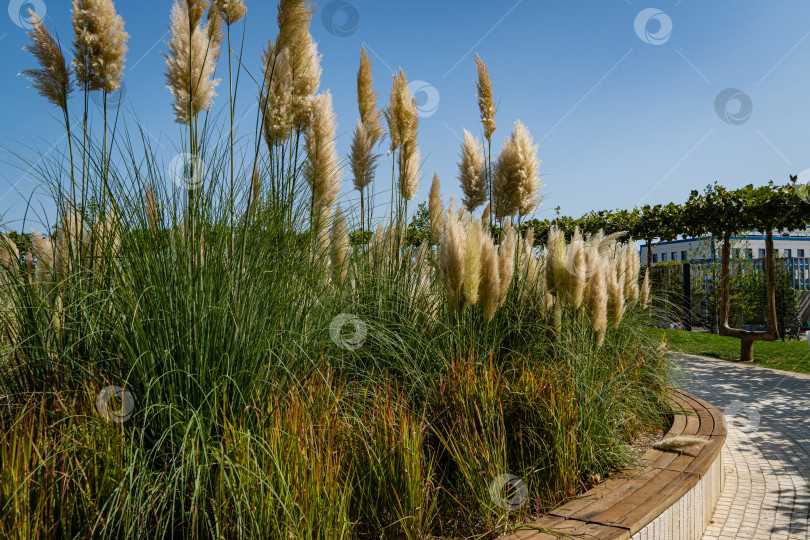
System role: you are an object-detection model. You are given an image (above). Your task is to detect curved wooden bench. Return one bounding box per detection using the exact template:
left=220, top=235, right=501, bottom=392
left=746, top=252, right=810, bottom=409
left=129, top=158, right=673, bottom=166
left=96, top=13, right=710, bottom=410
left=502, top=389, right=727, bottom=539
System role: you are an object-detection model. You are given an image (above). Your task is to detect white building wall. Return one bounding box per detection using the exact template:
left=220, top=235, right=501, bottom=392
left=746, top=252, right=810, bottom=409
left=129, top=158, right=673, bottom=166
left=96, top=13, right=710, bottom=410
left=639, top=234, right=810, bottom=266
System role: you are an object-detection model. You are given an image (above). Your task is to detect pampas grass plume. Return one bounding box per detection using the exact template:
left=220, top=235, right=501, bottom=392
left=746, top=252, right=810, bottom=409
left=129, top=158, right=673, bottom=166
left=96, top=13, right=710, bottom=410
left=640, top=268, right=651, bottom=309
left=463, top=215, right=482, bottom=306
left=21, top=11, right=73, bottom=112
left=384, top=69, right=418, bottom=152
left=72, top=0, right=129, bottom=93
left=479, top=236, right=500, bottom=322
left=606, top=260, right=625, bottom=327
left=145, top=184, right=158, bottom=231
left=565, top=227, right=586, bottom=309
left=652, top=436, right=709, bottom=452
left=164, top=0, right=221, bottom=124
left=475, top=54, right=497, bottom=142
left=215, top=0, right=246, bottom=25
left=586, top=261, right=608, bottom=347
left=305, top=91, right=341, bottom=224
left=261, top=43, right=294, bottom=146
left=350, top=120, right=378, bottom=192
left=497, top=219, right=516, bottom=304
left=458, top=129, right=486, bottom=212
left=330, top=205, right=349, bottom=285
left=438, top=210, right=466, bottom=314
left=429, top=173, right=443, bottom=244
left=357, top=46, right=384, bottom=144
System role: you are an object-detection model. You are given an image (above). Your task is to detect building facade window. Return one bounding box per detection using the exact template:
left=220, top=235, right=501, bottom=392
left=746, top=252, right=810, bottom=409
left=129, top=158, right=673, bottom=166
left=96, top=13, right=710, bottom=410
left=671, top=251, right=677, bottom=261
left=681, top=251, right=687, bottom=262
left=653, top=254, right=658, bottom=264
left=746, top=248, right=753, bottom=259
left=759, top=248, right=766, bottom=258
left=799, top=249, right=806, bottom=258
left=662, top=253, right=667, bottom=262
left=785, top=249, right=792, bottom=258
left=733, top=248, right=740, bottom=259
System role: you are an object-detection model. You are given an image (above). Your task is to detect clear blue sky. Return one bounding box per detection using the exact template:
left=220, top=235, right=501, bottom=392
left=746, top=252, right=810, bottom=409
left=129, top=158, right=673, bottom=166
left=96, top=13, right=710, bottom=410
left=3, top=0, right=810, bottom=231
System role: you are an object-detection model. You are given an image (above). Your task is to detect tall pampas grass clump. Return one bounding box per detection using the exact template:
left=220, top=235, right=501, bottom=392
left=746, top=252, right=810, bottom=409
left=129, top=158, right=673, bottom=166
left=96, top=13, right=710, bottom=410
left=4, top=2, right=669, bottom=536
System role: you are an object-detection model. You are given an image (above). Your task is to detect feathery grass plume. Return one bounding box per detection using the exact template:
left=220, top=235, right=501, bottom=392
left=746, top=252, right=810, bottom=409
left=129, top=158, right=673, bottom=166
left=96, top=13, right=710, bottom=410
left=586, top=260, right=608, bottom=347
left=479, top=234, right=501, bottom=322
left=497, top=219, right=516, bottom=304
left=71, top=0, right=129, bottom=93
left=185, top=0, right=208, bottom=29
left=276, top=0, right=321, bottom=126
left=330, top=206, right=349, bottom=286
left=481, top=203, right=491, bottom=228
left=30, top=231, right=55, bottom=284
left=518, top=228, right=541, bottom=292
left=458, top=129, right=487, bottom=212
left=145, top=184, right=158, bottom=231
left=357, top=46, right=384, bottom=145
left=164, top=1, right=222, bottom=124
left=384, top=69, right=418, bottom=152
left=624, top=245, right=640, bottom=303
left=260, top=43, right=294, bottom=146
left=400, top=136, right=421, bottom=201
left=500, top=120, right=543, bottom=217
left=21, top=11, right=73, bottom=112
left=429, top=173, right=444, bottom=244
left=305, top=91, right=342, bottom=225
left=350, top=121, right=378, bottom=192
left=544, top=226, right=566, bottom=298
left=475, top=54, right=497, bottom=142
left=652, top=436, right=709, bottom=452
left=214, top=0, right=246, bottom=25
left=491, top=149, right=516, bottom=221
left=438, top=208, right=466, bottom=314
left=463, top=215, right=482, bottom=306
left=606, top=259, right=625, bottom=327
left=598, top=231, right=625, bottom=256
left=640, top=268, right=651, bottom=309
left=0, top=235, right=20, bottom=271
left=564, top=228, right=586, bottom=309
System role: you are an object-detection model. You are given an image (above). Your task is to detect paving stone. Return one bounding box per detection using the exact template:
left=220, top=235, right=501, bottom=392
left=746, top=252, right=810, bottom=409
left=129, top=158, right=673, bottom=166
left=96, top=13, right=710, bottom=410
left=677, top=354, right=810, bottom=539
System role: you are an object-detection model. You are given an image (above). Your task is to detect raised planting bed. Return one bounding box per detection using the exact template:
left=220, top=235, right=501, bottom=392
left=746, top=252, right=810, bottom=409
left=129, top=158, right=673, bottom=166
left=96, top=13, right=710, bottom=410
left=502, top=388, right=726, bottom=539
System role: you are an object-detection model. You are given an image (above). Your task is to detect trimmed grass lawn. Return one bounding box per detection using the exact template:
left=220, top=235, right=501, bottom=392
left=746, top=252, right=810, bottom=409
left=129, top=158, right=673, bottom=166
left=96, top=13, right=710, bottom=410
left=644, top=328, right=810, bottom=375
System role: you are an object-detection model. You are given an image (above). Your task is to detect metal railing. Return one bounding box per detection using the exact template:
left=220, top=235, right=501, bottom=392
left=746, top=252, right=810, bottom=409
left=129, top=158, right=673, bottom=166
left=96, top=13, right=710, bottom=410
left=670, top=257, right=810, bottom=292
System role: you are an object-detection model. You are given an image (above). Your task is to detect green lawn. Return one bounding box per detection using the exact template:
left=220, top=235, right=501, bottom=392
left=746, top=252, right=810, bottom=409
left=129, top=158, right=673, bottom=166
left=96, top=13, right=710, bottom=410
left=644, top=328, right=810, bottom=375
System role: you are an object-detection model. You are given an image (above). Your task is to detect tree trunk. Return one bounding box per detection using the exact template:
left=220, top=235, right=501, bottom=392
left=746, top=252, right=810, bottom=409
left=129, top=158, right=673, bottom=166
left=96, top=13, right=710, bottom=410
left=718, top=229, right=778, bottom=364
left=740, top=339, right=754, bottom=362
left=764, top=231, right=779, bottom=339
left=646, top=240, right=652, bottom=268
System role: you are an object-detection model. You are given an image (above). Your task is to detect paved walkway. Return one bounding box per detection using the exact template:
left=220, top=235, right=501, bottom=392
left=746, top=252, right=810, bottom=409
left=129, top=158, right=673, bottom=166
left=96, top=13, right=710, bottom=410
left=673, top=354, right=810, bottom=539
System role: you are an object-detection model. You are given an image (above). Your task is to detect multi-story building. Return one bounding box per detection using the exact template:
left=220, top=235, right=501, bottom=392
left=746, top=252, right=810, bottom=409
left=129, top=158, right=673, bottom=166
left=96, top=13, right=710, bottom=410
left=639, top=227, right=810, bottom=266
